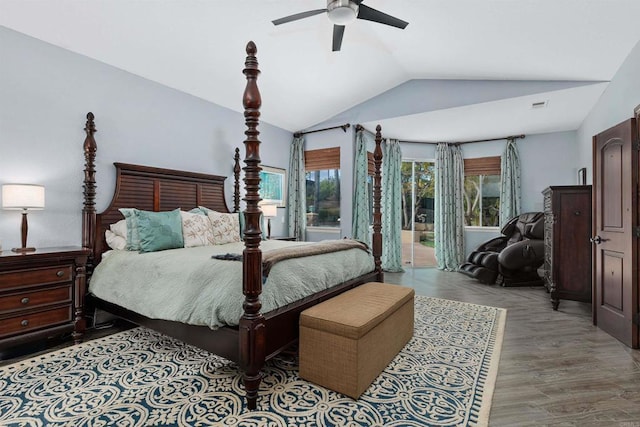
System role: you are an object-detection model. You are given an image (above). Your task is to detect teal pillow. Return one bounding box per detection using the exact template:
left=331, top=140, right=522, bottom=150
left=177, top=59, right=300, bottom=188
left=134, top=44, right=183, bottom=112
left=119, top=208, right=141, bottom=251
left=239, top=211, right=267, bottom=240
left=135, top=208, right=184, bottom=253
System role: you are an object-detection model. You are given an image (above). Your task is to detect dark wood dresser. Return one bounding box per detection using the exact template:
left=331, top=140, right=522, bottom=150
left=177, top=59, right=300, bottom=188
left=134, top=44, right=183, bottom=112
left=542, top=186, right=592, bottom=310
left=0, top=247, right=89, bottom=351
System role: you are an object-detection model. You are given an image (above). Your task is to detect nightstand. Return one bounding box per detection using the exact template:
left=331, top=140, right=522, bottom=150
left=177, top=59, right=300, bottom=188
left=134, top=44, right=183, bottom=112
left=270, top=236, right=297, bottom=241
left=0, top=247, right=89, bottom=350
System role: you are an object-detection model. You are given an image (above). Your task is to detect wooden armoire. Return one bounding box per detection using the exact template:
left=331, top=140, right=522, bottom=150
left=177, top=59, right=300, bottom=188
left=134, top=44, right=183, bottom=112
left=542, top=185, right=592, bottom=310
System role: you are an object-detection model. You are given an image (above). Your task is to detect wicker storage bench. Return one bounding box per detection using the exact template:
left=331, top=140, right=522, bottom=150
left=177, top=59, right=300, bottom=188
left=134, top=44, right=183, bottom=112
left=299, top=282, right=415, bottom=399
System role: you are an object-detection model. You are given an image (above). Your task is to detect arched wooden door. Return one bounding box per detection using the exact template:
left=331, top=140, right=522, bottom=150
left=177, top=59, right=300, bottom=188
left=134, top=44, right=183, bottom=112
left=592, top=117, right=638, bottom=348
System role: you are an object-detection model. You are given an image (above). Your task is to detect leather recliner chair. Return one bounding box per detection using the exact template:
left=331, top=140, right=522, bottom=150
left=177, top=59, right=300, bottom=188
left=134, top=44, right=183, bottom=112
left=459, top=212, right=545, bottom=286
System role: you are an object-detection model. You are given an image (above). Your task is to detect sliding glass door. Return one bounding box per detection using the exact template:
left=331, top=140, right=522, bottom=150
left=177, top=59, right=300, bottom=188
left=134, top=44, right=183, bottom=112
left=401, top=160, right=437, bottom=267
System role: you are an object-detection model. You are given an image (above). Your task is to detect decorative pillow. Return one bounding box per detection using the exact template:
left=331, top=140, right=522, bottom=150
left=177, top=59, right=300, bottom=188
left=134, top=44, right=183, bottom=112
left=119, top=208, right=141, bottom=251
left=189, top=207, right=206, bottom=215
left=110, top=219, right=127, bottom=239
left=135, top=208, right=184, bottom=253
left=238, top=211, right=267, bottom=240
left=207, top=211, right=241, bottom=244
left=105, top=229, right=127, bottom=250
left=180, top=210, right=216, bottom=247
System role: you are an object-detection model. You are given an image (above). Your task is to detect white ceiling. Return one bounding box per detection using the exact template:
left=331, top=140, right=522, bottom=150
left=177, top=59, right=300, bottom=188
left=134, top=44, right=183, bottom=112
left=2, top=0, right=640, bottom=141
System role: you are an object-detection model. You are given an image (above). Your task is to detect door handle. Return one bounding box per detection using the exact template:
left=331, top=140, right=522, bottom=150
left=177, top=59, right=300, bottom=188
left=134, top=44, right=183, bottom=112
left=590, top=235, right=608, bottom=244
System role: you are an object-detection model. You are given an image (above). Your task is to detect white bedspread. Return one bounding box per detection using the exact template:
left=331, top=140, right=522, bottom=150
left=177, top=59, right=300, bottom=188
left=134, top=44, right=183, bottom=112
left=88, top=240, right=374, bottom=329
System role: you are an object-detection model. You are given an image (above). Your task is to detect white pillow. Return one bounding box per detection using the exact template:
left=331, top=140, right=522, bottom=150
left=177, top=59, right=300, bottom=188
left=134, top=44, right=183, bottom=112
left=180, top=210, right=216, bottom=248
left=110, top=219, right=127, bottom=239
left=207, top=211, right=241, bottom=244
left=105, top=229, right=127, bottom=250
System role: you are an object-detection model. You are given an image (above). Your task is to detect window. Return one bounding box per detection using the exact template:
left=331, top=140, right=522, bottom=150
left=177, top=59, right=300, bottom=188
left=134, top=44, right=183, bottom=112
left=463, top=156, right=501, bottom=227
left=305, top=147, right=341, bottom=227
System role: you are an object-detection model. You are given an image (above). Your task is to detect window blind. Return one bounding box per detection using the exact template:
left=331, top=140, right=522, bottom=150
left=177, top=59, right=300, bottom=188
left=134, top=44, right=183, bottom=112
left=305, top=147, right=340, bottom=171
left=464, top=156, right=501, bottom=176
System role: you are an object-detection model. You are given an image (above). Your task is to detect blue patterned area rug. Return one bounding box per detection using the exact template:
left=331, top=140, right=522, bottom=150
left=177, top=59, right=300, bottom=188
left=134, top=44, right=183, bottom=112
left=0, top=296, right=505, bottom=427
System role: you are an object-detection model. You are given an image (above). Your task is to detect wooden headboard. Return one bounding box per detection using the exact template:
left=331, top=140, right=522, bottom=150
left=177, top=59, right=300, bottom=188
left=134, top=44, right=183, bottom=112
left=81, top=113, right=242, bottom=266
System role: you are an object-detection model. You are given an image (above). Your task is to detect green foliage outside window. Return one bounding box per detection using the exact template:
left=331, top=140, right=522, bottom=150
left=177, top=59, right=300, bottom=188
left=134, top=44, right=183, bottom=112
left=464, top=175, right=500, bottom=227
left=306, top=170, right=341, bottom=227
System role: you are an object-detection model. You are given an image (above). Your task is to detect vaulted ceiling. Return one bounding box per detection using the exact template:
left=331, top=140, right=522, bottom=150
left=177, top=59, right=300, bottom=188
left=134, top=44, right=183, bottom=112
left=2, top=0, right=640, bottom=141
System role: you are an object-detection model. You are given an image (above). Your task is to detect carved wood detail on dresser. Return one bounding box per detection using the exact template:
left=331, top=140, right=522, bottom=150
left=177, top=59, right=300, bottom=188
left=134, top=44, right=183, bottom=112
left=0, top=247, right=89, bottom=352
left=542, top=186, right=592, bottom=310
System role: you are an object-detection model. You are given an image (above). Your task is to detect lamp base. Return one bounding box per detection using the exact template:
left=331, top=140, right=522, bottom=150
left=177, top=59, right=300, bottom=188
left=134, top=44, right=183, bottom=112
left=12, top=247, right=36, bottom=253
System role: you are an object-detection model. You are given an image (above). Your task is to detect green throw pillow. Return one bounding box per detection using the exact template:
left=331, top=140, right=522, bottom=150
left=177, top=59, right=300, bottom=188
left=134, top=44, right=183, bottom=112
left=119, top=208, right=141, bottom=251
left=135, top=208, right=184, bottom=253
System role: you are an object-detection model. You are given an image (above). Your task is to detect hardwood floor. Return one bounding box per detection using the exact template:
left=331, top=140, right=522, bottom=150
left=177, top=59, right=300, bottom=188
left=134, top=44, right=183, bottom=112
left=385, top=268, right=640, bottom=426
left=2, top=268, right=639, bottom=426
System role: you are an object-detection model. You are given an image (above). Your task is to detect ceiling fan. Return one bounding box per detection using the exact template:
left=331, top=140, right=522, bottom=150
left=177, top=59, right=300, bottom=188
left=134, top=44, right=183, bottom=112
left=272, top=0, right=408, bottom=52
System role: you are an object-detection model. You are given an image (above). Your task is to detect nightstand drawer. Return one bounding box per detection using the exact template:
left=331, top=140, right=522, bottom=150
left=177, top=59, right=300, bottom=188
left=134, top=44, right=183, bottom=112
left=0, top=306, right=72, bottom=338
left=0, top=286, right=72, bottom=313
left=0, top=265, right=72, bottom=291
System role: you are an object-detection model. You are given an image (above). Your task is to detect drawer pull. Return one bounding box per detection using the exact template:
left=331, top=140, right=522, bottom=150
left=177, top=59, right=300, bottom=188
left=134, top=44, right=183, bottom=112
left=21, top=319, right=29, bottom=327
left=21, top=297, right=30, bottom=305
left=56, top=270, right=64, bottom=277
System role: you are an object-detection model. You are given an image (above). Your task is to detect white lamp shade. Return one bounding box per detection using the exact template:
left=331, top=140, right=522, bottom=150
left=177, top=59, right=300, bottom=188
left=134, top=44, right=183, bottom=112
left=261, top=204, right=277, bottom=218
left=2, top=184, right=45, bottom=210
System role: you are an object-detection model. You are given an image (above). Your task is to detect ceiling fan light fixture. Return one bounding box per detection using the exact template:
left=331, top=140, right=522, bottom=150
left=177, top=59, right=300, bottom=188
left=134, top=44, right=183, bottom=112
left=327, top=0, right=358, bottom=25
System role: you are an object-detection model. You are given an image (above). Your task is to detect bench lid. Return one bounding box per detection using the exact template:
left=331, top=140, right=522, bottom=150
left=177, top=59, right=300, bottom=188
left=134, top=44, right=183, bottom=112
left=300, top=282, right=415, bottom=339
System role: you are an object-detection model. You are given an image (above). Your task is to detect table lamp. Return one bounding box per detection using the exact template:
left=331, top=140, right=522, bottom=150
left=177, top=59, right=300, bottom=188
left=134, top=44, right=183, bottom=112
left=261, top=204, right=278, bottom=239
left=2, top=184, right=45, bottom=252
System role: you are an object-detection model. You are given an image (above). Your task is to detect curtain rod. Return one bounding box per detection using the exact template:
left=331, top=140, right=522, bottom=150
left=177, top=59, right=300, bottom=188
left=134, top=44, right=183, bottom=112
left=398, top=134, right=525, bottom=145
left=294, top=123, right=350, bottom=138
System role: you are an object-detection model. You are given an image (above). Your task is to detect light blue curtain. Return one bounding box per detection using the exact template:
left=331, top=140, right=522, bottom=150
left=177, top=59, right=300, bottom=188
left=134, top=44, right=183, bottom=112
left=434, top=143, right=465, bottom=271
left=287, top=136, right=306, bottom=241
left=352, top=130, right=371, bottom=245
left=382, top=138, right=404, bottom=272
left=499, top=138, right=521, bottom=227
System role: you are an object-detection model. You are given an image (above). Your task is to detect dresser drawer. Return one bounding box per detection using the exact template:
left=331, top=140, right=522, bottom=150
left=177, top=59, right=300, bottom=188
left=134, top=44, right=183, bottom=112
left=0, top=265, right=72, bottom=291
left=0, top=285, right=72, bottom=313
left=0, top=306, right=72, bottom=338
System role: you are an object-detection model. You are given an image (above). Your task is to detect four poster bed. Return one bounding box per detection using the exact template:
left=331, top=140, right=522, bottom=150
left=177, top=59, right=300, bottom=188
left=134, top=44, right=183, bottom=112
left=80, top=41, right=385, bottom=410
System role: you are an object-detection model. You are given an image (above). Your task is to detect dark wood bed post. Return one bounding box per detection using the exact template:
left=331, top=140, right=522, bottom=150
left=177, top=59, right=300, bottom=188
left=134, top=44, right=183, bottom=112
left=233, top=147, right=241, bottom=212
left=239, top=41, right=266, bottom=410
left=372, top=125, right=384, bottom=281
left=82, top=112, right=97, bottom=271
left=77, top=112, right=97, bottom=343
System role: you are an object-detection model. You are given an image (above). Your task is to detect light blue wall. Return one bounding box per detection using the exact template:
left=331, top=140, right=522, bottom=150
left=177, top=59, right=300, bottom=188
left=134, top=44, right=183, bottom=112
left=577, top=39, right=640, bottom=182
left=0, top=27, right=292, bottom=250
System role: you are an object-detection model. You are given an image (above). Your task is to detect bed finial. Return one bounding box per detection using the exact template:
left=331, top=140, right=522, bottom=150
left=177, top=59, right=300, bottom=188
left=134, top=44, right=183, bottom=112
left=373, top=124, right=383, bottom=281
left=246, top=40, right=257, bottom=55
left=240, top=40, right=265, bottom=411
left=82, top=112, right=98, bottom=263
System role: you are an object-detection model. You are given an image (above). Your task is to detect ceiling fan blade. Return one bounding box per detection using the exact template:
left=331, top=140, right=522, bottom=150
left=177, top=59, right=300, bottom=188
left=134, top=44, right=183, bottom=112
left=272, top=9, right=327, bottom=26
left=332, top=25, right=345, bottom=52
left=357, top=4, right=408, bottom=29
